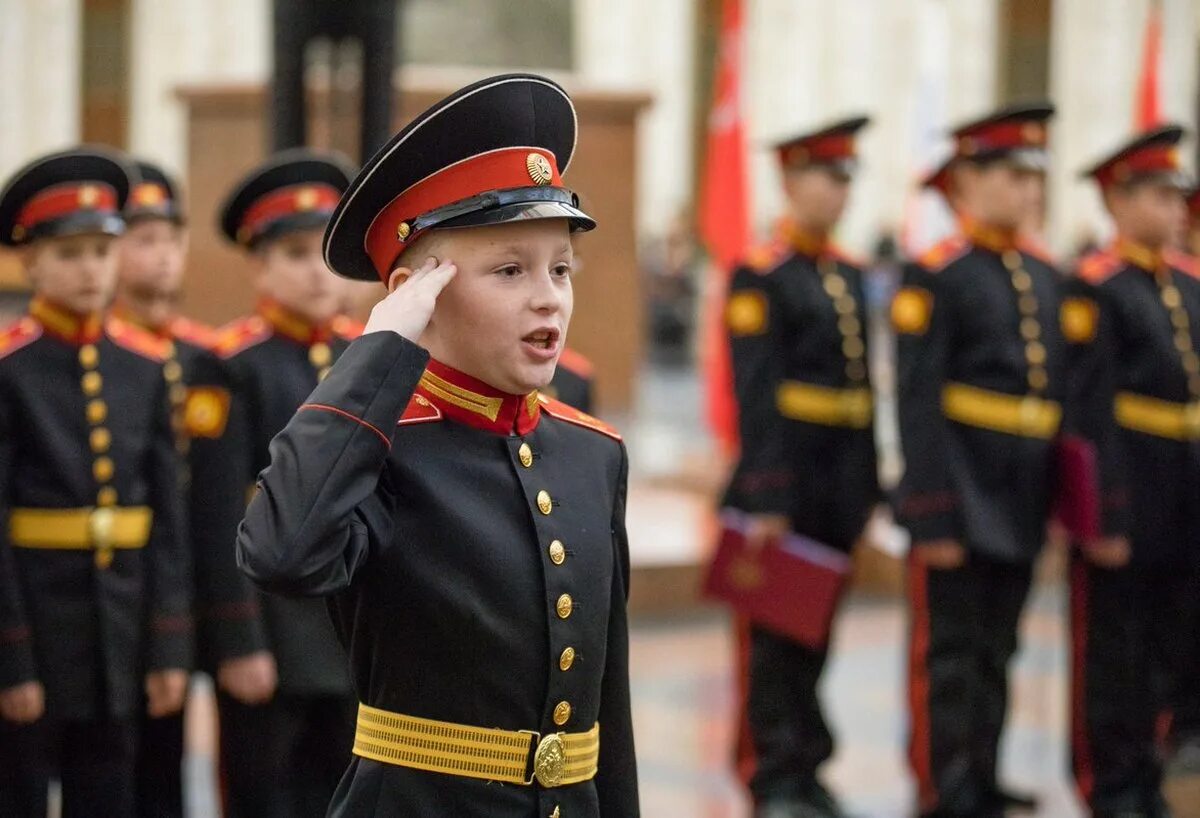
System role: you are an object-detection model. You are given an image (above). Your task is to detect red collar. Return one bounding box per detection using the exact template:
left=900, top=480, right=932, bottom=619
left=781, top=221, right=830, bottom=259
left=109, top=299, right=168, bottom=337
left=416, top=359, right=541, bottom=435
left=960, top=216, right=1019, bottom=254
left=256, top=299, right=336, bottom=345
left=1113, top=237, right=1166, bottom=274
left=29, top=297, right=103, bottom=345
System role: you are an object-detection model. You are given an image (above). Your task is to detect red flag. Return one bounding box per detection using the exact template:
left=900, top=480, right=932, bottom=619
left=697, top=0, right=750, bottom=456
left=1135, top=0, right=1163, bottom=128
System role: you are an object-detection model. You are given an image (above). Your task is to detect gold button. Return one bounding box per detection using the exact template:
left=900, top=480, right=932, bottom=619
left=553, top=701, right=572, bottom=726
left=1162, top=285, right=1183, bottom=309
left=309, top=343, right=332, bottom=368
left=1025, top=341, right=1046, bottom=366
left=1172, top=309, right=1190, bottom=330
left=90, top=427, right=111, bottom=453
left=1175, top=333, right=1193, bottom=353
left=841, top=337, right=865, bottom=360
left=163, top=360, right=183, bottom=383
left=1002, top=250, right=1022, bottom=271
left=93, top=457, right=114, bottom=483
left=1028, top=367, right=1049, bottom=391
left=834, top=295, right=857, bottom=316
left=96, top=486, right=118, bottom=507
left=1019, top=294, right=1038, bottom=314
left=548, top=540, right=566, bottom=565
left=822, top=275, right=846, bottom=298
left=79, top=344, right=98, bottom=368
left=559, top=647, right=576, bottom=671
left=519, top=442, right=534, bottom=468
left=81, top=371, right=103, bottom=396
left=1010, top=269, right=1032, bottom=291
left=837, top=315, right=861, bottom=338
left=87, top=399, right=107, bottom=425
left=556, top=594, right=573, bottom=619
left=537, top=490, right=553, bottom=515
left=845, top=359, right=867, bottom=382
left=1020, top=317, right=1041, bottom=340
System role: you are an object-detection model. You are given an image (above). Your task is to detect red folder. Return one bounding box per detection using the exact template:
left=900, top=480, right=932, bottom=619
left=702, top=509, right=851, bottom=648
left=1053, top=434, right=1102, bottom=542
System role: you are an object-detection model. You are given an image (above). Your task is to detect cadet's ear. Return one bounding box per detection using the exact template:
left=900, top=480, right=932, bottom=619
left=387, top=266, right=411, bottom=293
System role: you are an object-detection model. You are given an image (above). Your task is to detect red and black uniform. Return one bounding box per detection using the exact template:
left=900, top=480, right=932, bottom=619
left=0, top=149, right=192, bottom=818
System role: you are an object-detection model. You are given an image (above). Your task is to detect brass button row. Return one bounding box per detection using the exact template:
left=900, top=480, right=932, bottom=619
left=818, top=258, right=867, bottom=383
left=1005, top=253, right=1048, bottom=394
left=310, top=342, right=332, bottom=382
left=1157, top=275, right=1200, bottom=401
left=163, top=348, right=190, bottom=456
left=80, top=343, right=116, bottom=567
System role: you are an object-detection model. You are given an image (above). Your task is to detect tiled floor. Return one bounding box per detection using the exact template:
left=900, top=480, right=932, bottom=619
left=631, top=589, right=1087, bottom=818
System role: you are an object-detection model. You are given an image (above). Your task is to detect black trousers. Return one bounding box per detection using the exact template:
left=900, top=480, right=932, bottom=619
left=0, top=715, right=137, bottom=818
left=1168, top=562, right=1200, bottom=749
left=906, top=551, right=1033, bottom=817
left=1070, top=554, right=1193, bottom=811
left=734, top=618, right=835, bottom=803
left=271, top=0, right=397, bottom=162
left=219, top=690, right=356, bottom=818
left=136, top=708, right=184, bottom=818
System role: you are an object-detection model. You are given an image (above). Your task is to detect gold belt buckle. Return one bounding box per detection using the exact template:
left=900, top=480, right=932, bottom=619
left=1018, top=396, right=1041, bottom=434
left=89, top=507, right=115, bottom=569
left=1186, top=403, right=1200, bottom=440
left=521, top=730, right=567, bottom=787
left=841, top=391, right=870, bottom=427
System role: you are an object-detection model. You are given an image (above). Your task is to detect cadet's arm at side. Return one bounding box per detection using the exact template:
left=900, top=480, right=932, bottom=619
left=0, top=393, right=36, bottom=689
left=236, top=332, right=429, bottom=597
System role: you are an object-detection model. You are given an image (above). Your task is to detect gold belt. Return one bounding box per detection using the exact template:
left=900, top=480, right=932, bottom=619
left=775, top=381, right=873, bottom=428
left=352, top=703, right=600, bottom=788
left=1115, top=392, right=1200, bottom=440
left=8, top=507, right=152, bottom=550
left=941, top=382, right=1061, bottom=439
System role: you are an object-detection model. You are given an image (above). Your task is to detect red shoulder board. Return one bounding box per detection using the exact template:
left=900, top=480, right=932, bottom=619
left=1077, top=251, right=1122, bottom=285
left=743, top=238, right=790, bottom=274
left=214, top=316, right=271, bottom=359
left=917, top=236, right=969, bottom=272
left=556, top=347, right=594, bottom=379
left=1166, top=249, right=1200, bottom=279
left=169, top=315, right=218, bottom=350
left=331, top=315, right=365, bottom=341
left=106, top=317, right=170, bottom=361
left=0, top=317, right=42, bottom=361
left=397, top=392, right=443, bottom=426
left=828, top=243, right=866, bottom=269
left=538, top=395, right=622, bottom=441
left=1018, top=238, right=1058, bottom=267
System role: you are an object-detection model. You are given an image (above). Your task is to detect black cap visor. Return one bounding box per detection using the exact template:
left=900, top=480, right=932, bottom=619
left=23, top=211, right=125, bottom=244
left=247, top=209, right=336, bottom=249
left=413, top=186, right=595, bottom=236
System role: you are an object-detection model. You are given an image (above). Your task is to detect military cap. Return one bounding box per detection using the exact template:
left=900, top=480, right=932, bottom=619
left=323, top=73, right=596, bottom=283
left=947, top=101, right=1055, bottom=170
left=773, top=115, right=870, bottom=178
left=1081, top=123, right=1191, bottom=190
left=0, top=146, right=133, bottom=247
left=219, top=149, right=354, bottom=248
left=921, top=150, right=956, bottom=195
left=126, top=160, right=184, bottom=225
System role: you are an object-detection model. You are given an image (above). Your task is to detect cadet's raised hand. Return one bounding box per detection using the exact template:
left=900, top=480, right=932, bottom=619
left=913, top=538, right=967, bottom=569
left=0, top=680, right=44, bottom=724
left=364, top=257, right=458, bottom=343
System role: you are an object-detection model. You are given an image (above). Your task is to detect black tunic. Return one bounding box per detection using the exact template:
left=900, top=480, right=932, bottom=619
left=205, top=305, right=358, bottom=694
left=237, top=332, right=639, bottom=817
left=722, top=239, right=881, bottom=551
left=894, top=235, right=1069, bottom=563
left=0, top=302, right=191, bottom=720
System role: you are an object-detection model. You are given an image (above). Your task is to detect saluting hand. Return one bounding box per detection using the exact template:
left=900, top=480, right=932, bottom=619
left=364, top=257, right=458, bottom=343
left=145, top=669, right=189, bottom=717
left=0, top=680, right=44, bottom=724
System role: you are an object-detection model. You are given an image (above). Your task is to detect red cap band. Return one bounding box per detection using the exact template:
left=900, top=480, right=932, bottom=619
left=16, top=183, right=119, bottom=230
left=956, top=121, right=1046, bottom=157
left=237, top=183, right=341, bottom=245
left=1093, top=145, right=1180, bottom=188
left=364, top=147, right=562, bottom=279
left=779, top=134, right=855, bottom=166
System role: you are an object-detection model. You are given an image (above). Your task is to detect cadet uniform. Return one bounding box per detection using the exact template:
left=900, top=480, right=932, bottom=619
left=721, top=118, right=879, bottom=816
left=546, top=347, right=595, bottom=412
left=205, top=151, right=359, bottom=818
left=894, top=104, right=1061, bottom=818
left=236, top=73, right=640, bottom=817
left=113, top=161, right=236, bottom=818
left=0, top=149, right=192, bottom=818
left=1069, top=125, right=1200, bottom=817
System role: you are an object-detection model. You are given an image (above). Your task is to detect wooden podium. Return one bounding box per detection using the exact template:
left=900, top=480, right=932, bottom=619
left=176, top=72, right=651, bottom=413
